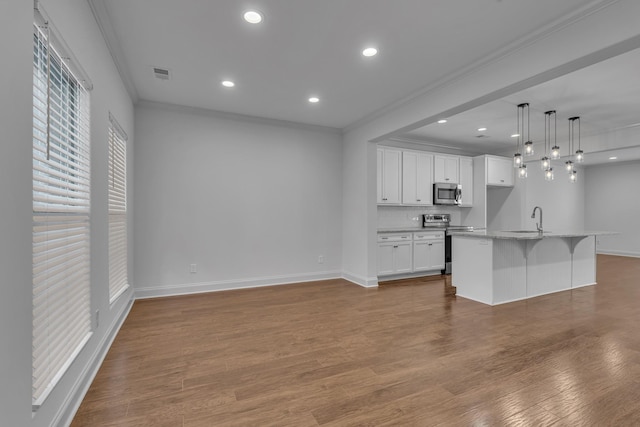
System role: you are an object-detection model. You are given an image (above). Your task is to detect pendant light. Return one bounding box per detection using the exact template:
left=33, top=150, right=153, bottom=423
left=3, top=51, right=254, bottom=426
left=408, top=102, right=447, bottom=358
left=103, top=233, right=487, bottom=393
left=565, top=117, right=574, bottom=173
left=550, top=109, right=560, bottom=159
left=573, top=116, right=584, bottom=163
left=541, top=110, right=555, bottom=171
left=513, top=104, right=523, bottom=168
left=523, top=103, right=534, bottom=156
left=568, top=116, right=581, bottom=183
left=513, top=103, right=528, bottom=178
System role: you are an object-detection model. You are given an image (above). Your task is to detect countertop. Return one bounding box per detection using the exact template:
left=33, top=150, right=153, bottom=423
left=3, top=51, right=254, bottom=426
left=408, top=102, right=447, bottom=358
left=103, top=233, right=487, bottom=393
left=377, top=227, right=438, bottom=234
left=448, top=229, right=615, bottom=240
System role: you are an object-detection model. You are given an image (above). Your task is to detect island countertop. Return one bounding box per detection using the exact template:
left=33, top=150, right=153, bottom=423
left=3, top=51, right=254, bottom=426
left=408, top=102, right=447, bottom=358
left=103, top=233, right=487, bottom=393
left=448, top=229, right=614, bottom=240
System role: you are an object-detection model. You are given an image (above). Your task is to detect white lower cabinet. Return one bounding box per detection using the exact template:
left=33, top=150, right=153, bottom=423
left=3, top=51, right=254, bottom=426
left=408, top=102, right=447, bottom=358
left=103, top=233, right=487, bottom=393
left=413, top=231, right=445, bottom=271
left=377, top=233, right=413, bottom=276
left=378, top=231, right=444, bottom=276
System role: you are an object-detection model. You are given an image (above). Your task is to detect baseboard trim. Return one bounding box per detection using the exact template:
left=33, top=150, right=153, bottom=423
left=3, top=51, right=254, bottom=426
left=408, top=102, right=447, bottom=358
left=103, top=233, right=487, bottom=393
left=135, top=271, right=343, bottom=299
left=55, top=291, right=134, bottom=427
left=597, top=250, right=640, bottom=258
left=342, top=271, right=378, bottom=288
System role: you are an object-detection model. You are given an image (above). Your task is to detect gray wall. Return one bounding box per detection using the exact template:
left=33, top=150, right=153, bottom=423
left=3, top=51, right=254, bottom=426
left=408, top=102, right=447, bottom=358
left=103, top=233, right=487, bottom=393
left=133, top=103, right=344, bottom=297
left=488, top=163, right=586, bottom=232
left=1, top=0, right=134, bottom=425
left=0, top=1, right=34, bottom=426
left=585, top=160, right=640, bottom=256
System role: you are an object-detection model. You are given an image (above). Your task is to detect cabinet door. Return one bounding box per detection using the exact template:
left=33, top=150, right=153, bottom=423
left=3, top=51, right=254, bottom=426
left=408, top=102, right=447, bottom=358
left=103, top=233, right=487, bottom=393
left=434, top=155, right=459, bottom=183
left=429, top=240, right=445, bottom=269
left=413, top=241, right=431, bottom=271
left=394, top=242, right=413, bottom=274
left=402, top=151, right=433, bottom=205
left=458, top=157, right=473, bottom=207
left=487, top=157, right=514, bottom=187
left=378, top=148, right=402, bottom=204
left=377, top=242, right=395, bottom=276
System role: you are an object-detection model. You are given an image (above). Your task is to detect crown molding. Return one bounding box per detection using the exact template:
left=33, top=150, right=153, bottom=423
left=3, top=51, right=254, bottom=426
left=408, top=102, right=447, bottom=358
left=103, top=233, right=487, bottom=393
left=87, top=0, right=139, bottom=102
left=344, top=0, right=621, bottom=134
left=136, top=100, right=342, bottom=135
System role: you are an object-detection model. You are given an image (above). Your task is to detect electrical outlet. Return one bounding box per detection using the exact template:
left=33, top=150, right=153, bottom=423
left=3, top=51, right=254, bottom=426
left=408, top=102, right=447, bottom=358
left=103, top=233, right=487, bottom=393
left=190, top=263, right=197, bottom=273
left=317, top=255, right=324, bottom=264
left=95, top=310, right=99, bottom=327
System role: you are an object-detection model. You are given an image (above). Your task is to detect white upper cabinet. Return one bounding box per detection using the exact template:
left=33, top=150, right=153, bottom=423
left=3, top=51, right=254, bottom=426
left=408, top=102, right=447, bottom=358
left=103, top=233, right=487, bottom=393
left=377, top=148, right=402, bottom=204
left=458, top=156, right=473, bottom=207
left=486, top=156, right=514, bottom=187
left=402, top=151, right=433, bottom=206
left=434, top=154, right=459, bottom=183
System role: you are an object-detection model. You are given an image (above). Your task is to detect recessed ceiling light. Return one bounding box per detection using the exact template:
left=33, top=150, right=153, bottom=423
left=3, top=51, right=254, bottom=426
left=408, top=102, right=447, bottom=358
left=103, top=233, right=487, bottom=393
left=221, top=80, right=235, bottom=88
left=437, top=119, right=447, bottom=124
left=308, top=97, right=320, bottom=103
left=243, top=10, right=263, bottom=24
left=511, top=133, right=520, bottom=138
left=609, top=156, right=618, bottom=160
left=478, top=127, right=487, bottom=132
left=362, top=47, right=378, bottom=57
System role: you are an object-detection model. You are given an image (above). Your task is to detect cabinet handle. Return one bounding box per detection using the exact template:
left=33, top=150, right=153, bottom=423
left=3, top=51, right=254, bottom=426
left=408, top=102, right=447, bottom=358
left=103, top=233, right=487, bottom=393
left=382, top=198, right=388, bottom=201
left=381, top=237, right=388, bottom=240
left=393, top=245, right=398, bottom=248
left=416, top=199, right=421, bottom=202
left=428, top=243, right=432, bottom=246
left=445, top=178, right=450, bottom=181
left=500, top=179, right=504, bottom=182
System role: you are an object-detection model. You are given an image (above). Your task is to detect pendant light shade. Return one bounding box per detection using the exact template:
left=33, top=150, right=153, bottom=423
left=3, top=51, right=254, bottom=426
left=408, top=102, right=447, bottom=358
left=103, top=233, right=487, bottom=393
left=518, top=164, right=528, bottom=178
left=565, top=160, right=574, bottom=173
left=545, top=168, right=554, bottom=181
left=575, top=149, right=585, bottom=163
left=569, top=170, right=577, bottom=183
left=524, top=140, right=534, bottom=156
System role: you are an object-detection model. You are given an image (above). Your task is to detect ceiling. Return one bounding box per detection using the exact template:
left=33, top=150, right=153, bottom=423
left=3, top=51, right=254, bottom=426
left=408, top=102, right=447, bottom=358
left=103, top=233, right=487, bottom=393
left=399, top=46, right=640, bottom=164
left=93, top=0, right=640, bottom=165
left=95, top=0, right=597, bottom=129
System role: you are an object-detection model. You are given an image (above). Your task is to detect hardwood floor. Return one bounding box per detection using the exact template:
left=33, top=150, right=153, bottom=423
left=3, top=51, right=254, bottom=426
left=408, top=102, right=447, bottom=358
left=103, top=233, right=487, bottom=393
left=71, top=255, right=640, bottom=426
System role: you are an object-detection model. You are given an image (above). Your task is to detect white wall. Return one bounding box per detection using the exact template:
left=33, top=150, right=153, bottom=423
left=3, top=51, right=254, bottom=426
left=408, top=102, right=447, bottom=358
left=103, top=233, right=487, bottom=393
left=1, top=0, right=135, bottom=425
left=488, top=163, right=585, bottom=231
left=133, top=102, right=343, bottom=296
left=585, top=160, right=640, bottom=256
left=0, top=2, right=35, bottom=426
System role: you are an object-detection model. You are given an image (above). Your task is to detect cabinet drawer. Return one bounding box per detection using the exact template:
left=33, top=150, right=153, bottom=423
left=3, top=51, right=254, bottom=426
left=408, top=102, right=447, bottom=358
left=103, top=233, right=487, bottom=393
left=414, top=231, right=444, bottom=240
left=377, top=233, right=413, bottom=243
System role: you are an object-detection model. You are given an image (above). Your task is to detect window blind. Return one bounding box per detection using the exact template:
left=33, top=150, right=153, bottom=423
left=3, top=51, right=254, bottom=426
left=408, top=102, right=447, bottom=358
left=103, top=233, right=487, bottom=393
left=32, top=21, right=92, bottom=408
left=108, top=114, right=129, bottom=303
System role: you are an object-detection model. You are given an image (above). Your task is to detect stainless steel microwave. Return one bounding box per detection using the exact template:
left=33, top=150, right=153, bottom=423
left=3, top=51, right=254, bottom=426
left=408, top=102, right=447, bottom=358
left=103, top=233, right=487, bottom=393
left=433, top=182, right=461, bottom=205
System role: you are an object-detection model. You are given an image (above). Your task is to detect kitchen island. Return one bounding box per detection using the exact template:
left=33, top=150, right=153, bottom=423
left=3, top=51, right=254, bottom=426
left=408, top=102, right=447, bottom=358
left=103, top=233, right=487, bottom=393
left=449, top=230, right=612, bottom=305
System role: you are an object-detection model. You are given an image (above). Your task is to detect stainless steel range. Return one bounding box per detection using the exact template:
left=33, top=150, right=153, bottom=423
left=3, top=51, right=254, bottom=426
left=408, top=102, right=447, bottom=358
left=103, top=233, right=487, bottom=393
left=423, top=214, right=474, bottom=274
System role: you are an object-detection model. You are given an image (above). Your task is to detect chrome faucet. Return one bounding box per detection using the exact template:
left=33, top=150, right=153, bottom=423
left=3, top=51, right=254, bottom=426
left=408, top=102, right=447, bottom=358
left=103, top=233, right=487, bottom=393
left=531, top=206, right=543, bottom=233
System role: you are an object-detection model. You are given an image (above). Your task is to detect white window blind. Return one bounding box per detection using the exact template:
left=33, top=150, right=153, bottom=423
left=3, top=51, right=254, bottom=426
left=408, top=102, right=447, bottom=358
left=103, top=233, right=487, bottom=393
left=32, top=16, right=92, bottom=408
left=108, top=113, right=129, bottom=303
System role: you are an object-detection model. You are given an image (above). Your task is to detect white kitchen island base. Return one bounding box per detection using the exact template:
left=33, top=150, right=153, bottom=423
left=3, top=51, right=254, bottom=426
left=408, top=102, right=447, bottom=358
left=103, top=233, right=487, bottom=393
left=452, top=233, right=598, bottom=306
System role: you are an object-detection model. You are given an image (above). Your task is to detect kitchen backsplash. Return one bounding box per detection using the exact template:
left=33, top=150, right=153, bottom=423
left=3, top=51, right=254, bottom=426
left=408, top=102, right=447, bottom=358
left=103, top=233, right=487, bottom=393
left=378, top=206, right=465, bottom=229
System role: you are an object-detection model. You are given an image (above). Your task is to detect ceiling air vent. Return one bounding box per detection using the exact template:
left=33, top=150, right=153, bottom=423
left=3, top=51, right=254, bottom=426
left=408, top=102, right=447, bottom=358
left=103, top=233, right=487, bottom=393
left=152, top=67, right=171, bottom=80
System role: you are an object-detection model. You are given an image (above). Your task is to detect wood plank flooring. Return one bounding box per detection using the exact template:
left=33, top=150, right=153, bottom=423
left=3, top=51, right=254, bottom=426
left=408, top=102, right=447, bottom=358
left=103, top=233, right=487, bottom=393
left=71, top=255, right=640, bottom=426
